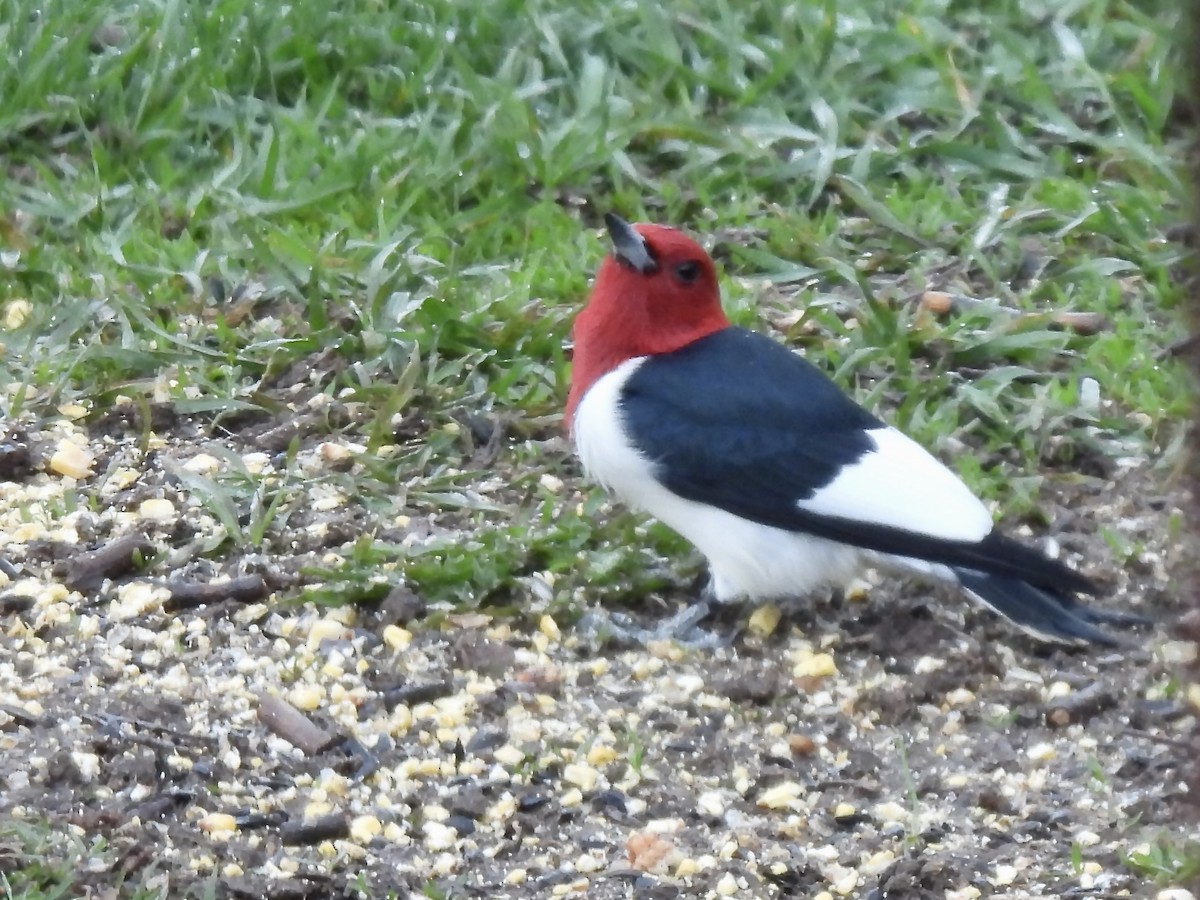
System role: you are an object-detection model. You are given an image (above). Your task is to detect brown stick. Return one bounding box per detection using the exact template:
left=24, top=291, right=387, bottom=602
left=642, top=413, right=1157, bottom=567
left=916, top=291, right=1110, bottom=336
left=256, top=692, right=338, bottom=756
left=1044, top=681, right=1115, bottom=727
left=165, top=574, right=269, bottom=611
left=61, top=532, right=153, bottom=592
left=280, top=814, right=349, bottom=846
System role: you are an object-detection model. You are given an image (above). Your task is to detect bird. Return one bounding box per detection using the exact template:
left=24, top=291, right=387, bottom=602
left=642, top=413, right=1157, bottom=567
left=567, top=213, right=1144, bottom=647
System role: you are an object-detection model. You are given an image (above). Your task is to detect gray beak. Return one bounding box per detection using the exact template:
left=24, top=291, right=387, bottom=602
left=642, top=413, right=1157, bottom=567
left=605, top=213, right=658, bottom=274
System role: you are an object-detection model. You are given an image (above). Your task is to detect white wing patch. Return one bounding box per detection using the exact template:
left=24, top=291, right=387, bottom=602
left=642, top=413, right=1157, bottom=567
left=573, top=358, right=864, bottom=603
left=796, top=426, right=993, bottom=543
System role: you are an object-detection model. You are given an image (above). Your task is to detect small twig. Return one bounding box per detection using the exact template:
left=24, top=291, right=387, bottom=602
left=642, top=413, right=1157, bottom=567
left=1045, top=681, right=1115, bottom=727
left=915, top=291, right=1110, bottom=336
left=341, top=735, right=382, bottom=781
left=60, top=532, right=153, bottom=592
left=233, top=810, right=288, bottom=830
left=0, top=703, right=41, bottom=728
left=127, top=789, right=194, bottom=823
left=380, top=680, right=454, bottom=711
left=256, top=692, right=339, bottom=755
left=164, top=574, right=269, bottom=611
left=1120, top=727, right=1198, bottom=752
left=0, top=593, right=33, bottom=615
left=81, top=711, right=220, bottom=750
left=1157, top=331, right=1200, bottom=360
left=280, top=814, right=349, bottom=846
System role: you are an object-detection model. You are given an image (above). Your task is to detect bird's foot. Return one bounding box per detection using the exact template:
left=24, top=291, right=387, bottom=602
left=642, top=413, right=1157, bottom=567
left=577, top=600, right=732, bottom=650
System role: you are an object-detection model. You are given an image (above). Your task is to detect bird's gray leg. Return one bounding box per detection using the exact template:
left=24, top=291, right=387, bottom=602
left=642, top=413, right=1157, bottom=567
left=576, top=576, right=732, bottom=649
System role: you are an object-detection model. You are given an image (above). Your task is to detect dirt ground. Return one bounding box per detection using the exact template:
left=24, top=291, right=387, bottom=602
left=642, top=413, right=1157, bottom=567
left=0, top=397, right=1196, bottom=900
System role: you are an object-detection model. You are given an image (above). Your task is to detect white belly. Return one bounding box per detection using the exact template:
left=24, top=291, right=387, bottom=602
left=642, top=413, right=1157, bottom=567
left=573, top=360, right=865, bottom=603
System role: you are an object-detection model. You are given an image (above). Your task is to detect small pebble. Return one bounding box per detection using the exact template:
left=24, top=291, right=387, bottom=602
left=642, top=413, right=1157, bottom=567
left=1079, top=377, right=1101, bottom=413
left=574, top=853, right=603, bottom=874
left=715, top=872, right=739, bottom=896
left=831, top=870, right=859, bottom=895
left=1046, top=680, right=1073, bottom=700
left=1161, top=641, right=1198, bottom=665
left=241, top=452, right=271, bottom=473
left=697, top=790, right=725, bottom=819
left=991, top=864, right=1018, bottom=887
left=71, top=751, right=100, bottom=782
left=874, top=801, right=908, bottom=823
left=914, top=655, right=945, bottom=674
left=1026, top=743, right=1056, bottom=762
left=183, top=454, right=220, bottom=475
left=627, top=830, right=679, bottom=874
left=318, top=441, right=353, bottom=463
left=789, top=733, right=817, bottom=755
left=861, top=849, right=896, bottom=875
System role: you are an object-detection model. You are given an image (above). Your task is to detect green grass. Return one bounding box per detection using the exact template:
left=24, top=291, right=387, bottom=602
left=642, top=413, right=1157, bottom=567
left=0, top=821, right=169, bottom=899
left=1125, top=833, right=1200, bottom=885
left=0, top=1, right=1188, bottom=602
left=0, top=1, right=1194, bottom=896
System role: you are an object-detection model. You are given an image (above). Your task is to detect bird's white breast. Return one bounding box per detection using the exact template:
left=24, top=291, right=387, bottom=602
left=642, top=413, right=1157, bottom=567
left=573, top=359, right=863, bottom=602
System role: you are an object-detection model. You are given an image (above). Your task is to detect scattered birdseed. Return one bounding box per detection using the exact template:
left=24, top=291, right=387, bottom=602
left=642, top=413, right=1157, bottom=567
left=748, top=603, right=782, bottom=637
left=136, top=497, right=176, bottom=523
left=715, top=871, right=740, bottom=895
left=198, top=813, right=238, bottom=836
left=0, top=412, right=1183, bottom=899
left=793, top=650, right=837, bottom=679
left=382, top=624, right=412, bottom=651
left=757, top=781, right=805, bottom=810
left=1026, top=743, right=1057, bottom=762
left=49, top=440, right=94, bottom=479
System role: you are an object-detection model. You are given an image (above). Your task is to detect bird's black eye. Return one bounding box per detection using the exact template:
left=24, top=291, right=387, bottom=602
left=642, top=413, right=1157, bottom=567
left=674, top=261, right=701, bottom=284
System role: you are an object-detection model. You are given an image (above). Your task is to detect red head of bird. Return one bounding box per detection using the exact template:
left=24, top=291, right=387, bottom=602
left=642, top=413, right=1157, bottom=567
left=566, top=214, right=730, bottom=429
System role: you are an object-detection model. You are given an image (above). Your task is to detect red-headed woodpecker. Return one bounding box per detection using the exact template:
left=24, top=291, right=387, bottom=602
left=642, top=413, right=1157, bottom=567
left=568, top=214, right=1143, bottom=646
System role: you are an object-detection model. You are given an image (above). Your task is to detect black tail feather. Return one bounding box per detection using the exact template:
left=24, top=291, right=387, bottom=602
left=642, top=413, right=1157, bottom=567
left=952, top=568, right=1141, bottom=647
left=786, top=512, right=1100, bottom=597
